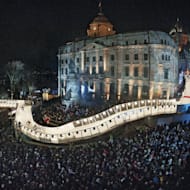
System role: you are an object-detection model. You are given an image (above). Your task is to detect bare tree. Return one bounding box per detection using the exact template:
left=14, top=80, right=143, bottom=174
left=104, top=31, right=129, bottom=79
left=6, top=60, right=24, bottom=99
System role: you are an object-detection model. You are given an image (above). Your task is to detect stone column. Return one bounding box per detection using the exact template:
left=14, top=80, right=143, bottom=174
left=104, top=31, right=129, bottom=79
left=138, top=85, right=142, bottom=100
left=105, top=78, right=111, bottom=100
left=117, top=79, right=122, bottom=101
left=96, top=50, right=99, bottom=74
left=103, top=49, right=108, bottom=72
left=81, top=51, right=85, bottom=72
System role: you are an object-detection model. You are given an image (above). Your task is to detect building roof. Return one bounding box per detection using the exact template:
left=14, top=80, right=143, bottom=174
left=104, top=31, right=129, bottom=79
left=92, top=12, right=111, bottom=24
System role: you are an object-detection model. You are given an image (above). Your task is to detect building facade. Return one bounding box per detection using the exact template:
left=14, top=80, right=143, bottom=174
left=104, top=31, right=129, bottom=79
left=170, top=18, right=190, bottom=72
left=57, top=4, right=178, bottom=102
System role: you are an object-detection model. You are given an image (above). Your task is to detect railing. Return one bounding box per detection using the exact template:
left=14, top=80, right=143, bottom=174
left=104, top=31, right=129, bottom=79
left=0, top=99, right=25, bottom=108
left=14, top=99, right=177, bottom=144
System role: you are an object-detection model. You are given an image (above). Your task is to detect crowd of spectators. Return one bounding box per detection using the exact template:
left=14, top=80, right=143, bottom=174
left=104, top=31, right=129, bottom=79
left=32, top=99, right=113, bottom=127
left=1, top=117, right=190, bottom=189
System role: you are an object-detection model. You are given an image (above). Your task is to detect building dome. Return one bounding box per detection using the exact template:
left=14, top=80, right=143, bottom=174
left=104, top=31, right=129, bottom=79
left=87, top=2, right=116, bottom=37
left=92, top=12, right=110, bottom=23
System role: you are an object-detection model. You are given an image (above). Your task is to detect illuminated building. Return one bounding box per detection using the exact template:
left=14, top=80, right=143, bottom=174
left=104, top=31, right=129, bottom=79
left=170, top=18, right=190, bottom=72
left=57, top=3, right=178, bottom=102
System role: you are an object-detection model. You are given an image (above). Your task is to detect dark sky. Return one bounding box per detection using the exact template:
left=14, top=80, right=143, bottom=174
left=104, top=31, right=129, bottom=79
left=0, top=0, right=190, bottom=71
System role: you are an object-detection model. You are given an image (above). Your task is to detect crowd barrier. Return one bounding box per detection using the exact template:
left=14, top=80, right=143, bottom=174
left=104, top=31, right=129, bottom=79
left=14, top=99, right=177, bottom=144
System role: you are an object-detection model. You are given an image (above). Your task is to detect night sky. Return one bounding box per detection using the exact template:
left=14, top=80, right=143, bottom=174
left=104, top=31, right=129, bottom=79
left=0, top=0, right=190, bottom=71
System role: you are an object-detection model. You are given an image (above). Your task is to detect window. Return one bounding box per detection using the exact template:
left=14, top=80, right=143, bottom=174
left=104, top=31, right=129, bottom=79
left=125, top=67, right=129, bottom=76
left=144, top=54, right=148, bottom=61
left=134, top=54, right=138, bottom=60
left=76, top=57, right=80, bottom=63
left=133, top=85, right=138, bottom=98
left=99, top=66, right=103, bottom=74
left=99, top=56, right=103, bottom=61
left=143, top=67, right=148, bottom=78
left=86, top=57, right=89, bottom=62
left=65, top=59, right=68, bottom=64
left=165, top=55, right=167, bottom=61
left=92, top=56, right=96, bottom=62
left=144, top=39, right=147, bottom=44
left=124, top=84, right=129, bottom=94
left=163, top=91, right=167, bottom=97
left=65, top=68, right=68, bottom=75
left=77, top=67, right=80, bottom=74
left=61, top=81, right=64, bottom=88
left=61, top=68, right=64, bottom=75
left=168, top=56, right=170, bottom=61
left=162, top=54, right=164, bottom=60
left=111, top=66, right=115, bottom=76
left=134, top=67, right=139, bottom=77
left=126, top=41, right=128, bottom=45
left=111, top=54, right=115, bottom=61
left=142, top=86, right=148, bottom=98
left=134, top=40, right=137, bottom=45
left=164, top=69, right=169, bottom=79
left=125, top=54, right=129, bottom=61
left=86, top=67, right=89, bottom=74
left=161, top=39, right=164, bottom=44
left=92, top=67, right=96, bottom=74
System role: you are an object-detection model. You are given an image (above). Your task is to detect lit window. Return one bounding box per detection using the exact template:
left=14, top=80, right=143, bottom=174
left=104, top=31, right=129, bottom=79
left=93, top=26, right=96, bottom=30
left=108, top=27, right=111, bottom=31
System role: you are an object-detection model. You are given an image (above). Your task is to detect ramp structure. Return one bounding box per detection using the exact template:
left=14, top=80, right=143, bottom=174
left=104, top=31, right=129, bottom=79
left=0, top=75, right=189, bottom=144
